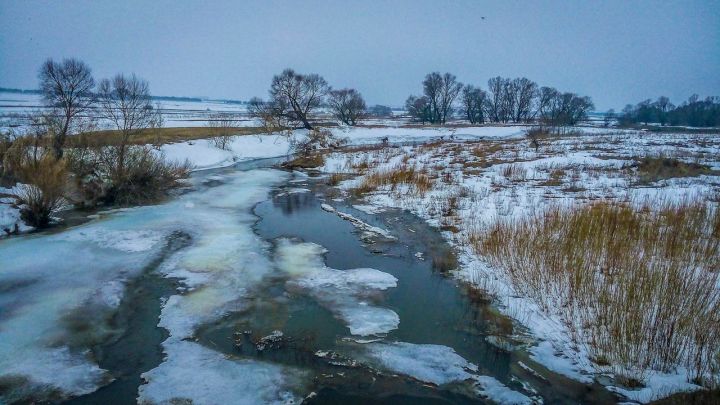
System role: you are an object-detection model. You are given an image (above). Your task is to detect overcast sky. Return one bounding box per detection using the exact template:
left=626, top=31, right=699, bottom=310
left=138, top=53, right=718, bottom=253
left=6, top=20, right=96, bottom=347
left=1, top=0, right=718, bottom=110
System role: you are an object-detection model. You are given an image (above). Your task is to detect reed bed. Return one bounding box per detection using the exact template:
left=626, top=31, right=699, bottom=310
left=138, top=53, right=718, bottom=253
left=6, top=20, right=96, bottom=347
left=470, top=199, right=720, bottom=385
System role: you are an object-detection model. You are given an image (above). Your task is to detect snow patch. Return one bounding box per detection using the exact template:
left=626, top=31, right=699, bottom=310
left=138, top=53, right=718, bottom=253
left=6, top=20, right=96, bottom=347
left=138, top=340, right=303, bottom=405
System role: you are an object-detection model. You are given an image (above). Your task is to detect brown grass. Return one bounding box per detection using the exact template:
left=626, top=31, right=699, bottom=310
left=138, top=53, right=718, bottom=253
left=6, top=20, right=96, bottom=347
left=353, top=165, right=432, bottom=197
left=470, top=199, right=720, bottom=385
left=66, top=126, right=265, bottom=148
left=636, top=156, right=716, bottom=184
left=17, top=157, right=68, bottom=228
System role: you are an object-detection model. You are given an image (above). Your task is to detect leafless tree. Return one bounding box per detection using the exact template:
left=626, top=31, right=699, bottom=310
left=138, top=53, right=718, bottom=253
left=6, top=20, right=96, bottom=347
left=405, top=95, right=431, bottom=124
left=328, top=88, right=366, bottom=126
left=96, top=74, right=159, bottom=178
left=511, top=77, right=538, bottom=122
left=603, top=109, right=616, bottom=127
left=537, top=86, right=560, bottom=124
left=207, top=112, right=237, bottom=150
left=460, top=85, right=489, bottom=124
left=369, top=105, right=393, bottom=117
left=422, top=72, right=462, bottom=124
left=536, top=87, right=594, bottom=127
left=487, top=76, right=507, bottom=122
left=38, top=58, right=95, bottom=159
left=250, top=69, right=328, bottom=130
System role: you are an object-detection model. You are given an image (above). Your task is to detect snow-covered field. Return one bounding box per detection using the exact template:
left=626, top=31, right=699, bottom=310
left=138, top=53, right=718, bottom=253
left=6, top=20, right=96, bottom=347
left=318, top=129, right=720, bottom=402
left=159, top=125, right=540, bottom=171
left=0, top=91, right=253, bottom=129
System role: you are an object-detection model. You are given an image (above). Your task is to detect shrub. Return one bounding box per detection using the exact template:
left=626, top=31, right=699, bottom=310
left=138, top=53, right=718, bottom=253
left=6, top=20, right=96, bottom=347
left=103, top=146, right=191, bottom=205
left=291, top=128, right=347, bottom=156
left=17, top=157, right=68, bottom=228
left=636, top=156, right=715, bottom=183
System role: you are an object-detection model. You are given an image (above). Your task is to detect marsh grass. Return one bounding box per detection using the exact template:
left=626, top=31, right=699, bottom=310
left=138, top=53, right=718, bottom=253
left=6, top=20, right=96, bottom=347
left=353, top=165, right=432, bottom=196
left=470, top=199, right=720, bottom=385
left=500, top=164, right=528, bottom=182
left=636, top=156, right=716, bottom=184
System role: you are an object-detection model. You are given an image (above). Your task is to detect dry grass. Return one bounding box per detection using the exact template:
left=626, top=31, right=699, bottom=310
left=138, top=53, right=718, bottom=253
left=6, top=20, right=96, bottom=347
left=636, top=156, right=716, bottom=184
left=353, top=165, right=432, bottom=197
left=17, top=157, right=68, bottom=228
left=282, top=154, right=325, bottom=169
left=66, top=126, right=264, bottom=148
left=103, top=146, right=192, bottom=205
left=470, top=199, right=720, bottom=385
left=500, top=164, right=528, bottom=182
left=327, top=172, right=345, bottom=186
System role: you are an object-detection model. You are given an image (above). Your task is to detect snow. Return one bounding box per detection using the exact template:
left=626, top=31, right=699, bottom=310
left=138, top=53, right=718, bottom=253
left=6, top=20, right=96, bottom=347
left=330, top=125, right=530, bottom=144
left=362, top=341, right=533, bottom=404
left=0, top=183, right=32, bottom=235
left=275, top=239, right=399, bottom=336
left=320, top=203, right=394, bottom=239
left=606, top=369, right=702, bottom=403
left=0, top=208, right=167, bottom=400
left=319, top=130, right=720, bottom=401
left=135, top=169, right=315, bottom=403
left=160, top=133, right=291, bottom=170
left=138, top=340, right=303, bottom=405
left=56, top=228, right=165, bottom=252
left=0, top=168, right=298, bottom=402
left=362, top=342, right=476, bottom=385
left=473, top=376, right=534, bottom=405
left=159, top=125, right=561, bottom=172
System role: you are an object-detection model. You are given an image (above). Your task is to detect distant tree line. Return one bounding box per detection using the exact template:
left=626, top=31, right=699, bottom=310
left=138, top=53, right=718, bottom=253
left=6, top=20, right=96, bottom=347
left=618, top=95, right=720, bottom=127
left=405, top=73, right=594, bottom=126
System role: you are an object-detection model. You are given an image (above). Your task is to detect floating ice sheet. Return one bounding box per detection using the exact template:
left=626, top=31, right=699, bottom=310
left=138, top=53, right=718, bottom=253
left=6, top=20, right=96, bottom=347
left=275, top=239, right=399, bottom=336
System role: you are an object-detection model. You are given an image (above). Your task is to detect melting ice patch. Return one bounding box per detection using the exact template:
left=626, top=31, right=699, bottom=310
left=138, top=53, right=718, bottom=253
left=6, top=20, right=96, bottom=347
left=56, top=228, right=165, bottom=252
left=0, top=208, right=167, bottom=401
left=140, top=169, right=310, bottom=402
left=0, top=168, right=293, bottom=402
left=138, top=341, right=302, bottom=405
left=363, top=342, right=476, bottom=385
left=361, top=342, right=533, bottom=404
left=275, top=239, right=399, bottom=336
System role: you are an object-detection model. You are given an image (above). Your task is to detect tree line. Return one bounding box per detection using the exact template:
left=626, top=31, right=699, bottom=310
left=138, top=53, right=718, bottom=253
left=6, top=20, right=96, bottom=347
left=617, top=95, right=720, bottom=128
left=248, top=69, right=595, bottom=130
left=405, top=73, right=594, bottom=126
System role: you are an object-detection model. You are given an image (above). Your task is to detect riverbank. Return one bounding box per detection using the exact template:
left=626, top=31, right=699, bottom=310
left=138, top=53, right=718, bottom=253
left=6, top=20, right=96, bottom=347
left=318, top=129, right=720, bottom=402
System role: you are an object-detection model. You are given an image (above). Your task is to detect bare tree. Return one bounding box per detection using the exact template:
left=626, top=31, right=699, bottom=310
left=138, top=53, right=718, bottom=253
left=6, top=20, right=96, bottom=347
left=487, top=76, right=507, bottom=122
left=537, top=86, right=560, bottom=124
left=96, top=74, right=159, bottom=178
left=328, top=88, right=366, bottom=126
left=369, top=105, right=393, bottom=117
left=603, top=109, right=616, bottom=127
left=511, top=77, right=538, bottom=122
left=207, top=112, right=237, bottom=150
left=405, top=95, right=431, bottom=124
left=422, top=72, right=462, bottom=124
left=537, top=88, right=594, bottom=127
left=460, top=85, right=489, bottom=124
left=38, top=58, right=95, bottom=159
left=250, top=69, right=328, bottom=130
